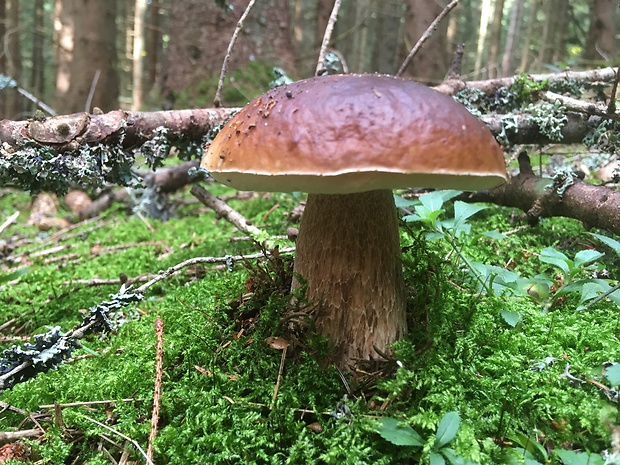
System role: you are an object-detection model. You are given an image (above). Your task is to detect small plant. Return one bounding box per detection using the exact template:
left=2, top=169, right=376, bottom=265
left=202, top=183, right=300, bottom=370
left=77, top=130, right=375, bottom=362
left=376, top=411, right=477, bottom=465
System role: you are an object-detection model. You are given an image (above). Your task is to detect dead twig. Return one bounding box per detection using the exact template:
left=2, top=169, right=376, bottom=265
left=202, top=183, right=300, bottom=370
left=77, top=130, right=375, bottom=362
left=397, top=0, right=460, bottom=77
left=190, top=184, right=266, bottom=242
left=81, top=414, right=154, bottom=465
left=134, top=248, right=295, bottom=295
left=147, top=317, right=164, bottom=462
left=315, top=0, right=342, bottom=76
left=0, top=211, right=19, bottom=235
left=0, top=428, right=42, bottom=443
left=39, top=399, right=137, bottom=409
left=213, top=0, right=257, bottom=107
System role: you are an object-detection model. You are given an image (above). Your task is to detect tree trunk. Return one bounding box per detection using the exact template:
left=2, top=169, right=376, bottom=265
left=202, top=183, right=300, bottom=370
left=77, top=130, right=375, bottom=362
left=146, top=0, right=163, bottom=92
left=289, top=0, right=319, bottom=77
left=6, top=0, right=21, bottom=118
left=399, top=0, right=449, bottom=83
left=0, top=0, right=6, bottom=118
left=487, top=0, right=505, bottom=79
left=500, top=0, right=524, bottom=77
left=584, top=0, right=616, bottom=62
left=518, top=0, right=537, bottom=73
left=53, top=0, right=74, bottom=113
left=161, top=0, right=296, bottom=108
left=474, top=0, right=492, bottom=78
left=58, top=0, right=119, bottom=114
left=31, top=0, right=45, bottom=113
left=132, top=0, right=147, bottom=110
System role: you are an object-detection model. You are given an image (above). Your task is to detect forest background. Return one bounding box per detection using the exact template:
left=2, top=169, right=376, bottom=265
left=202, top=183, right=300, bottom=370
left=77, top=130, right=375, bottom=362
left=0, top=0, right=616, bottom=120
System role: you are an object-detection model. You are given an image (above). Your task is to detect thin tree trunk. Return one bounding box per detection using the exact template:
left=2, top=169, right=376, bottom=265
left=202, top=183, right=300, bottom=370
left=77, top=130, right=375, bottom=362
left=53, top=0, right=74, bottom=113
left=551, top=3, right=569, bottom=64
left=6, top=0, right=20, bottom=118
left=65, top=0, right=119, bottom=113
left=474, top=0, right=492, bottom=78
left=31, top=0, right=45, bottom=113
left=146, top=0, right=162, bottom=92
left=518, top=0, right=537, bottom=73
left=584, top=0, right=616, bottom=62
left=0, top=0, right=6, bottom=118
left=400, top=0, right=449, bottom=83
left=487, top=0, right=505, bottom=79
left=132, top=0, right=147, bottom=110
left=501, top=0, right=524, bottom=77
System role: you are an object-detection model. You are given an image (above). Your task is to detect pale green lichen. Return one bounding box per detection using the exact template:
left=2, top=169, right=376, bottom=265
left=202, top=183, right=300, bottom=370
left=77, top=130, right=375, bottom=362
left=523, top=100, right=568, bottom=142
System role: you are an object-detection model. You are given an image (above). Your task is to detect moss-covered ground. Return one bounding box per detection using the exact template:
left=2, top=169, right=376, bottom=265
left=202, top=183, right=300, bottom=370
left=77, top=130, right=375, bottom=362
left=0, top=185, right=619, bottom=464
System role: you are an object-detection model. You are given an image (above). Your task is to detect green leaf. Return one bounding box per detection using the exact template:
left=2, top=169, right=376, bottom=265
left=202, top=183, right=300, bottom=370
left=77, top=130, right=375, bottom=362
left=441, top=447, right=479, bottom=465
left=418, top=190, right=462, bottom=212
left=430, top=451, right=447, bottom=465
left=0, top=267, right=31, bottom=284
left=376, top=418, right=424, bottom=447
left=434, top=412, right=460, bottom=448
left=573, top=249, right=604, bottom=268
left=508, top=433, right=548, bottom=462
left=481, top=230, right=508, bottom=240
left=394, top=194, right=417, bottom=208
left=539, top=247, right=571, bottom=274
left=501, top=310, right=520, bottom=327
left=453, top=201, right=486, bottom=224
left=590, top=232, right=620, bottom=257
left=605, top=363, right=620, bottom=386
left=553, top=449, right=604, bottom=465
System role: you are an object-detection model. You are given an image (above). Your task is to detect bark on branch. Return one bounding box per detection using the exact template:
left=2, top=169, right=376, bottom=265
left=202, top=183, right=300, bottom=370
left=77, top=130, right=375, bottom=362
left=465, top=153, right=620, bottom=235
left=0, top=108, right=237, bottom=151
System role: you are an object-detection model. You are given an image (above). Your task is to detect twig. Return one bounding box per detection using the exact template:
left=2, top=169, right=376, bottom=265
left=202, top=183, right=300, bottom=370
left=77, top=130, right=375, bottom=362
left=213, top=0, right=257, bottom=108
left=270, top=346, right=288, bottom=410
left=81, top=414, right=154, bottom=465
left=0, top=211, right=19, bottom=235
left=147, top=317, right=164, bottom=462
left=607, top=67, right=620, bottom=114
left=582, top=281, right=620, bottom=310
left=39, top=398, right=137, bottom=409
left=16, top=86, right=56, bottom=116
left=190, top=184, right=266, bottom=241
left=315, top=0, right=342, bottom=76
left=134, top=248, right=295, bottom=295
left=85, top=69, right=101, bottom=113
left=542, top=90, right=620, bottom=120
left=445, top=43, right=465, bottom=80
left=0, top=428, right=42, bottom=443
left=397, top=0, right=460, bottom=77
left=62, top=275, right=154, bottom=288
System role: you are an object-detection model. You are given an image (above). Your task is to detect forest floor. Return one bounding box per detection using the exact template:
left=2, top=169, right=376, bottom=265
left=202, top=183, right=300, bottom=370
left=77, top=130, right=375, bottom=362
left=0, top=180, right=619, bottom=465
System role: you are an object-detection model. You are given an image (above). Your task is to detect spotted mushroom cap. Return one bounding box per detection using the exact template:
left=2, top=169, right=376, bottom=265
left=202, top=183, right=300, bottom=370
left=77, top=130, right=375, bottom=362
left=202, top=74, right=507, bottom=194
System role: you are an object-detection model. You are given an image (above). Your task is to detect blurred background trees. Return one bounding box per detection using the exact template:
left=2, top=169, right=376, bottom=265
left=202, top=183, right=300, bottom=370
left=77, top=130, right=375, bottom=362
left=0, top=0, right=617, bottom=119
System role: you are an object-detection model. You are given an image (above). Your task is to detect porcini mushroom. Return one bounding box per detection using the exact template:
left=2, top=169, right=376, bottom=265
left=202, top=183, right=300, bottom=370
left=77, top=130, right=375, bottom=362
left=202, top=74, right=507, bottom=368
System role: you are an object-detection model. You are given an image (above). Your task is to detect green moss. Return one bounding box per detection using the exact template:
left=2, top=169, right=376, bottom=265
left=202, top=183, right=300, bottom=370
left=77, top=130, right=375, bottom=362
left=1, top=189, right=619, bottom=463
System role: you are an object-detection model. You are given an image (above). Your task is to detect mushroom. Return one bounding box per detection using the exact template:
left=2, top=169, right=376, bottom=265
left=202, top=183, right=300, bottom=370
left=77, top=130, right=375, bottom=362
left=202, top=74, right=507, bottom=368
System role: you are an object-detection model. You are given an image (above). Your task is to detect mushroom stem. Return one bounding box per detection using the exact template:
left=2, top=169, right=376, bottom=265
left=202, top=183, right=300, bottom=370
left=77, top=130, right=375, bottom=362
left=292, top=189, right=407, bottom=368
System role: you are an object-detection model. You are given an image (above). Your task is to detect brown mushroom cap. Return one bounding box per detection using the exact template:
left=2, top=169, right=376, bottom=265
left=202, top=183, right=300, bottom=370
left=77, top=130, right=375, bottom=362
left=202, top=74, right=506, bottom=194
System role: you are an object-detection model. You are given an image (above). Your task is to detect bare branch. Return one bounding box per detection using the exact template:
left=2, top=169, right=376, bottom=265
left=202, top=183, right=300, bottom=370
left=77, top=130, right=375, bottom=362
left=315, top=0, right=342, bottom=76
left=214, top=0, right=257, bottom=108
left=396, top=0, right=460, bottom=77
left=464, top=153, right=620, bottom=236
left=542, top=90, right=620, bottom=120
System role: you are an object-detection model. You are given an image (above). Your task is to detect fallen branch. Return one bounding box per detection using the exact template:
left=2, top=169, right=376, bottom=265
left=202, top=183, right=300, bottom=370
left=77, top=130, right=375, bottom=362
left=434, top=66, right=618, bottom=96
left=147, top=317, right=164, bottom=463
left=464, top=152, right=620, bottom=235
left=190, top=184, right=267, bottom=243
left=0, top=108, right=236, bottom=151
left=0, top=428, right=42, bottom=443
